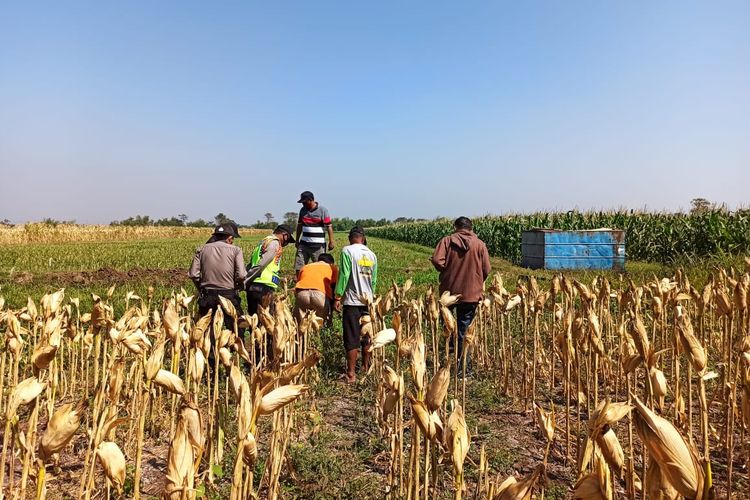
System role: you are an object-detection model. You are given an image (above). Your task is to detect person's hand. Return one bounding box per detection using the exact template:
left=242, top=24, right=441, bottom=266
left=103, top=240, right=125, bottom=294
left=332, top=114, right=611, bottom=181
left=334, top=298, right=342, bottom=313
left=328, top=241, right=335, bottom=251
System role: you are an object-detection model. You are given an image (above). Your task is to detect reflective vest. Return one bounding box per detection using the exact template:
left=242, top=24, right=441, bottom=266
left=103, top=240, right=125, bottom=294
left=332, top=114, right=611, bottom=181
left=250, top=235, right=283, bottom=289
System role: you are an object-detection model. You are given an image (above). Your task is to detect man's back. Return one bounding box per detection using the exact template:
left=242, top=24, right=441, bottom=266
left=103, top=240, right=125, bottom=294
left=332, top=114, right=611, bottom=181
left=337, top=243, right=378, bottom=306
left=189, top=240, right=245, bottom=289
left=296, top=261, right=338, bottom=299
left=431, top=230, right=490, bottom=303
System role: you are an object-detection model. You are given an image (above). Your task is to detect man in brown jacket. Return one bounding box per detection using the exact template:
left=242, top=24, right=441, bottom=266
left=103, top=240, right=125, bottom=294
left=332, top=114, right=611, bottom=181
left=431, top=216, right=491, bottom=373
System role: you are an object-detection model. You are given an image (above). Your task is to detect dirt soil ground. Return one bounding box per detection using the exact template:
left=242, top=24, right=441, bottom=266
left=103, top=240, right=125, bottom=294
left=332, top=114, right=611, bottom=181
left=12, top=267, right=188, bottom=287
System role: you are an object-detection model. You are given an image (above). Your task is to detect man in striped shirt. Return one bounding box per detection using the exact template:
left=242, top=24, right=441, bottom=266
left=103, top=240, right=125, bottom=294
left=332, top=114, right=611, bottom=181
left=295, top=190, right=335, bottom=277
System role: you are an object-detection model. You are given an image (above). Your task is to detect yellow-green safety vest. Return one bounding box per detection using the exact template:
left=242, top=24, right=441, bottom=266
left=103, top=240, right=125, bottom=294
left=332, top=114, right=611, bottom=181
left=250, top=235, right=283, bottom=289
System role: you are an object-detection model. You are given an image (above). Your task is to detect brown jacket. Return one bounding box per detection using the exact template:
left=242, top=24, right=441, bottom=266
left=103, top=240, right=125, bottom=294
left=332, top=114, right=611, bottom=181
left=431, top=230, right=491, bottom=303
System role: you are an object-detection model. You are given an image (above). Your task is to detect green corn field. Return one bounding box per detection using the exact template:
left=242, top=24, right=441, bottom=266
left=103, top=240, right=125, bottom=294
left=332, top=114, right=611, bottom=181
left=367, top=210, right=750, bottom=264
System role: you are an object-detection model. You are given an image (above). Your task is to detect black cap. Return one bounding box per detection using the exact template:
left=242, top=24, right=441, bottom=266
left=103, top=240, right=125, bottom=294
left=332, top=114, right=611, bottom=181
left=274, top=224, right=296, bottom=243
left=348, top=226, right=365, bottom=238
left=212, top=223, right=241, bottom=238
left=297, top=191, right=314, bottom=203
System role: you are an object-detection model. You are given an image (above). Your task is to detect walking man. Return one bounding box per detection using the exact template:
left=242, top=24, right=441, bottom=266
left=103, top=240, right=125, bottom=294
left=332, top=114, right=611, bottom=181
left=245, top=224, right=295, bottom=317
left=294, top=253, right=338, bottom=323
left=431, top=216, right=490, bottom=373
left=295, top=191, right=335, bottom=276
left=188, top=223, right=246, bottom=331
left=334, top=227, right=378, bottom=383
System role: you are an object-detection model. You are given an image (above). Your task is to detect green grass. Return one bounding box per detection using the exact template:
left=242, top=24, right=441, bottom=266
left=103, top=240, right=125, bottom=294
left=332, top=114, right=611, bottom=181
left=1, top=231, right=744, bottom=311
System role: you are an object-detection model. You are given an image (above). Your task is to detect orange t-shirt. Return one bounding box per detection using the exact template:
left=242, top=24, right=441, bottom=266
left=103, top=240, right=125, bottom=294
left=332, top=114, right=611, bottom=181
left=295, top=262, right=339, bottom=299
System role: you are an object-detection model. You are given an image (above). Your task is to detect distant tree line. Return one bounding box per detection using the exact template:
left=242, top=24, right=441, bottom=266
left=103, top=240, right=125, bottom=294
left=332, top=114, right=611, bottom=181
left=107, top=213, right=415, bottom=230
left=110, top=214, right=215, bottom=227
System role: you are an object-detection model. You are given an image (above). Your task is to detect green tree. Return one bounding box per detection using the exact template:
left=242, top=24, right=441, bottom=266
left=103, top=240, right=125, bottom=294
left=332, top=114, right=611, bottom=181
left=690, top=198, right=713, bottom=215
left=284, top=211, right=298, bottom=227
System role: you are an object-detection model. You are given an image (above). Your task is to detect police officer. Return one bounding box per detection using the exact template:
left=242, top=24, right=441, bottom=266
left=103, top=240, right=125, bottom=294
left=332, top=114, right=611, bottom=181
left=188, top=223, right=246, bottom=331
left=244, top=224, right=296, bottom=317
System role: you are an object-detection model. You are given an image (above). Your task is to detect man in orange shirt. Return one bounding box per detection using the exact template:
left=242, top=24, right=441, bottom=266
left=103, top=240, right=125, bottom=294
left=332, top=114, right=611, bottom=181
left=294, top=253, right=338, bottom=323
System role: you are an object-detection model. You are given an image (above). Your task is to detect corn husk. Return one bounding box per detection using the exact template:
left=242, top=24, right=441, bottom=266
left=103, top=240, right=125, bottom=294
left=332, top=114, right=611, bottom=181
left=258, top=384, right=308, bottom=416
left=368, top=328, right=397, bottom=351
left=164, top=413, right=197, bottom=499
left=596, top=428, right=625, bottom=476
left=96, top=441, right=126, bottom=493
left=426, top=365, right=450, bottom=411
left=163, top=300, right=180, bottom=340
left=534, top=403, right=554, bottom=443
left=649, top=367, right=668, bottom=409
left=675, top=306, right=706, bottom=372
left=241, top=432, right=258, bottom=466
left=278, top=350, right=321, bottom=385
left=145, top=340, right=166, bottom=380
left=383, top=366, right=401, bottom=392
left=40, top=400, right=87, bottom=461
left=190, top=311, right=212, bottom=344
left=6, top=377, right=46, bottom=419
left=573, top=452, right=612, bottom=499
left=439, top=291, right=462, bottom=307
left=445, top=401, right=470, bottom=484
left=646, top=460, right=680, bottom=500
left=632, top=396, right=704, bottom=499
left=411, top=332, right=426, bottom=392
left=153, top=369, right=186, bottom=395
left=411, top=398, right=443, bottom=441
left=122, top=329, right=151, bottom=356
left=40, top=288, right=65, bottom=318
left=382, top=389, right=400, bottom=419
left=32, top=344, right=58, bottom=370
left=218, top=294, right=238, bottom=319
left=494, top=464, right=544, bottom=500
left=504, top=295, right=522, bottom=312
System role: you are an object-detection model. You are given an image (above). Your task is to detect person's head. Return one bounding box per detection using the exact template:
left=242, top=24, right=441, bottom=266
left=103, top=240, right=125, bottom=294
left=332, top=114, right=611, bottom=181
left=297, top=190, right=316, bottom=210
left=273, top=224, right=296, bottom=246
left=317, top=253, right=335, bottom=265
left=454, top=216, right=473, bottom=231
left=209, top=223, right=241, bottom=244
left=348, top=226, right=366, bottom=244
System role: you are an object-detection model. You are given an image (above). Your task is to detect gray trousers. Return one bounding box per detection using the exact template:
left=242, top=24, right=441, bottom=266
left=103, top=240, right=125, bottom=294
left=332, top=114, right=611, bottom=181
left=295, top=244, right=324, bottom=272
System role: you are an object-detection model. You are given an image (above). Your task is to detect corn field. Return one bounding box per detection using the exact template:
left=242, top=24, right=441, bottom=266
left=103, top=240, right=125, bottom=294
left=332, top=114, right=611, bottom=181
left=1, top=259, right=750, bottom=498
left=0, top=225, right=268, bottom=245
left=367, top=210, right=750, bottom=264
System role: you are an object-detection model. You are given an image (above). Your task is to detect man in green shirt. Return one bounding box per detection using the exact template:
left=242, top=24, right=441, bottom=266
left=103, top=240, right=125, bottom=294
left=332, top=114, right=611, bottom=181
left=334, top=226, right=378, bottom=383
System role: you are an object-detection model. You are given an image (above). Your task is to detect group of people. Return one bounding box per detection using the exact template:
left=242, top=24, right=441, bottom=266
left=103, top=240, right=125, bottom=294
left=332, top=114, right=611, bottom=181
left=188, top=190, right=490, bottom=382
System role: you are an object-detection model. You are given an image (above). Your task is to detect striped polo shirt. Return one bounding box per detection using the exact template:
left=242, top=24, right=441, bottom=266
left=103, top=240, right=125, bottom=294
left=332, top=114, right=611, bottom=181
left=298, top=203, right=331, bottom=247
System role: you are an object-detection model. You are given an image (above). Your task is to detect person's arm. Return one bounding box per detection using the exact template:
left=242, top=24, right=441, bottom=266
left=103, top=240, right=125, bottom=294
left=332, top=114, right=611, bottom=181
left=481, top=243, right=491, bottom=281
left=188, top=247, right=202, bottom=290
left=234, top=248, right=247, bottom=287
left=295, top=210, right=303, bottom=247
left=371, top=254, right=378, bottom=290
left=327, top=224, right=335, bottom=250
left=322, top=206, right=334, bottom=250
left=335, top=250, right=352, bottom=300
left=431, top=238, right=448, bottom=272
left=330, top=265, right=339, bottom=297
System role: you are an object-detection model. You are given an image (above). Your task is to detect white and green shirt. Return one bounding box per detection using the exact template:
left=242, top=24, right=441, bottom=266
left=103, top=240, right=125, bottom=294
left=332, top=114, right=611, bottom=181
left=335, top=243, right=378, bottom=306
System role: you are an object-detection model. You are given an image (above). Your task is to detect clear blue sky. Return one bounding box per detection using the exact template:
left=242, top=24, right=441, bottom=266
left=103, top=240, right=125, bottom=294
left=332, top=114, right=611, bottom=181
left=1, top=1, right=748, bottom=224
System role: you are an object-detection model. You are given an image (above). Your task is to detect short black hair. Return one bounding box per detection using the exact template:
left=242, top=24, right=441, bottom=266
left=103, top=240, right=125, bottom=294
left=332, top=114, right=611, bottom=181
left=317, top=253, right=335, bottom=264
left=454, top=216, right=472, bottom=230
